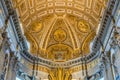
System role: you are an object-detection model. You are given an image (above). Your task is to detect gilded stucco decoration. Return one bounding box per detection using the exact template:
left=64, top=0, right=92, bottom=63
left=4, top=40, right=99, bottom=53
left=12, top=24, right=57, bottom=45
left=25, top=32, right=39, bottom=54
left=49, top=68, right=72, bottom=80
left=12, top=0, right=107, bottom=61
left=82, top=31, right=96, bottom=54
left=53, top=28, right=67, bottom=42
left=77, top=20, right=91, bottom=33
left=28, top=20, right=43, bottom=33
left=47, top=44, right=73, bottom=61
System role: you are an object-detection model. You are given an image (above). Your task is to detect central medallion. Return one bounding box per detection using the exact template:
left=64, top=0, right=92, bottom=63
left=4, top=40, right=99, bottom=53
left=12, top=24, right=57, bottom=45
left=53, top=28, right=66, bottom=42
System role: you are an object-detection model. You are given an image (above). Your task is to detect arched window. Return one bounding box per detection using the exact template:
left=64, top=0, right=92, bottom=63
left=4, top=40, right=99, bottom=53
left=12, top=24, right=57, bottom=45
left=99, top=77, right=104, bottom=80
left=16, top=77, right=22, bottom=80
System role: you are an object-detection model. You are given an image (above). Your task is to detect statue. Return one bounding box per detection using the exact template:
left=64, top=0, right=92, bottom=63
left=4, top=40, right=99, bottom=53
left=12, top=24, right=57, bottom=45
left=0, top=27, right=4, bottom=49
left=0, top=53, right=10, bottom=80
left=0, top=15, right=10, bottom=50
left=112, top=26, right=120, bottom=48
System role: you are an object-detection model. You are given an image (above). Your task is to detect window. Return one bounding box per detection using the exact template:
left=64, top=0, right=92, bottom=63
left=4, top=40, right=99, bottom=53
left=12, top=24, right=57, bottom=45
left=16, top=77, right=22, bottom=80
left=0, top=8, right=4, bottom=28
left=117, top=16, right=120, bottom=27
left=99, top=77, right=104, bottom=80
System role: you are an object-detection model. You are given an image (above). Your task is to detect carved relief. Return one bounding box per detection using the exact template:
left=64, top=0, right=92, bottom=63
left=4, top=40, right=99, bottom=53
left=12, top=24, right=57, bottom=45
left=77, top=20, right=91, bottom=33
left=53, top=28, right=66, bottom=42
left=47, top=44, right=73, bottom=61
left=49, top=68, right=72, bottom=80
left=18, top=0, right=28, bottom=16
left=93, top=0, right=102, bottom=16
left=29, top=21, right=43, bottom=33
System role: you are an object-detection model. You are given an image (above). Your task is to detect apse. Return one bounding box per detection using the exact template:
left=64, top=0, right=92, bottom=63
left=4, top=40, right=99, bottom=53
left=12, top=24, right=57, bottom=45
left=12, top=0, right=107, bottom=61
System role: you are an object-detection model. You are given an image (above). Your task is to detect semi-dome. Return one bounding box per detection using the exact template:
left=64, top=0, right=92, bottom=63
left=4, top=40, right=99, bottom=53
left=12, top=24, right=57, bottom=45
left=13, top=0, right=107, bottom=61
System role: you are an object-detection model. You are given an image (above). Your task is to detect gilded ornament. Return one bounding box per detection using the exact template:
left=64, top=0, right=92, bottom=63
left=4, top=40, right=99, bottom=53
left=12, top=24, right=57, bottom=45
left=29, top=21, right=43, bottom=33
left=82, top=31, right=96, bottom=54
left=47, top=44, right=73, bottom=61
left=25, top=32, right=38, bottom=54
left=78, top=20, right=91, bottom=33
left=53, top=28, right=66, bottom=42
left=49, top=68, right=72, bottom=80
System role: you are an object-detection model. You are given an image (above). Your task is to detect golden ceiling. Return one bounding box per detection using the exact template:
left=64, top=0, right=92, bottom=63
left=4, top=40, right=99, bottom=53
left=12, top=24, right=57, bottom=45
left=13, top=0, right=107, bottom=61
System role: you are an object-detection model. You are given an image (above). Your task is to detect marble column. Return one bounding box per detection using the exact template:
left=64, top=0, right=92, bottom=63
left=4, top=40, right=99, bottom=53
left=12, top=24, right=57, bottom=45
left=105, top=64, right=114, bottom=80
left=101, top=52, right=114, bottom=80
left=5, top=53, right=18, bottom=80
left=0, top=49, right=5, bottom=79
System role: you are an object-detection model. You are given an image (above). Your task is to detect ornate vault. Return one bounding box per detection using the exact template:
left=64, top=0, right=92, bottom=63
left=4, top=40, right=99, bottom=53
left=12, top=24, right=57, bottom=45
left=12, top=0, right=107, bottom=61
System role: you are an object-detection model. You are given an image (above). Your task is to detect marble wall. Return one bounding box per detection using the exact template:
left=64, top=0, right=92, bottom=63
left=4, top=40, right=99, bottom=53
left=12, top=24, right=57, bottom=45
left=0, top=49, right=5, bottom=77
left=115, top=49, right=120, bottom=79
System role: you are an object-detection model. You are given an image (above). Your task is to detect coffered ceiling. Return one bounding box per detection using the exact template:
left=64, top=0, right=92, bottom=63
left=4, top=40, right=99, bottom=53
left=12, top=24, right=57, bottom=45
left=12, top=0, right=107, bottom=61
